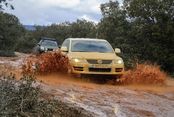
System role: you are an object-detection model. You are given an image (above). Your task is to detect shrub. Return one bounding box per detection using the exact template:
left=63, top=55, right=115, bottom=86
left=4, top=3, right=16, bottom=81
left=0, top=74, right=58, bottom=117
left=0, top=74, right=93, bottom=117
left=120, top=63, right=167, bottom=85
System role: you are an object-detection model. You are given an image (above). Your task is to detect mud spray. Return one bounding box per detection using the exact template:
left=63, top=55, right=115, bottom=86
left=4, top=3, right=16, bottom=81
left=22, top=51, right=70, bottom=75
left=22, top=52, right=167, bottom=86
left=120, top=63, right=167, bottom=85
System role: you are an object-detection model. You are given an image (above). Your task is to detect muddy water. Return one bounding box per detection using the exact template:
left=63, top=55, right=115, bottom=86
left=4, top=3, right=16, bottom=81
left=1, top=54, right=174, bottom=117
left=38, top=74, right=174, bottom=117
left=10, top=69, right=174, bottom=117
left=36, top=73, right=174, bottom=93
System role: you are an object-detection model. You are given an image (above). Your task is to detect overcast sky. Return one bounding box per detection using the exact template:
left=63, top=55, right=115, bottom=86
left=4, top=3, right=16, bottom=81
left=5, top=0, right=121, bottom=25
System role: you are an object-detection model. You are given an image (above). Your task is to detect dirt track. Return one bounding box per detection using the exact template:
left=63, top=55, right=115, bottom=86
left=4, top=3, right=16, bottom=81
left=0, top=53, right=174, bottom=117
left=38, top=74, right=174, bottom=117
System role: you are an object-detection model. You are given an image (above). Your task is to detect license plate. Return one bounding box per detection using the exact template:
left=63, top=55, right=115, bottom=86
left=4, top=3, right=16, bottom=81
left=89, top=64, right=111, bottom=68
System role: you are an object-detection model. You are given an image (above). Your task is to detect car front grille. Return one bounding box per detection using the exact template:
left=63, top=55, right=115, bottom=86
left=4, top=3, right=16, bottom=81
left=87, top=60, right=112, bottom=64
left=47, top=48, right=53, bottom=51
left=89, top=68, right=111, bottom=72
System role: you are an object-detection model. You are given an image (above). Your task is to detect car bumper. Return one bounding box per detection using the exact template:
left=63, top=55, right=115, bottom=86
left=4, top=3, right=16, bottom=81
left=40, top=48, right=58, bottom=52
left=70, top=63, right=124, bottom=75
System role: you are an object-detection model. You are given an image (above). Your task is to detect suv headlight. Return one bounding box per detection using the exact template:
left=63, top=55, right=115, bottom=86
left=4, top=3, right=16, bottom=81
left=114, top=59, right=123, bottom=64
left=40, top=46, right=45, bottom=51
left=72, top=58, right=86, bottom=63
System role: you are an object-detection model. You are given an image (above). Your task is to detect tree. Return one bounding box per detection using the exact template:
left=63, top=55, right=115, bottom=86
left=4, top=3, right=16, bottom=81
left=123, top=0, right=174, bottom=72
left=0, top=0, right=14, bottom=10
left=98, top=0, right=174, bottom=73
left=15, top=32, right=37, bottom=53
left=98, top=1, right=129, bottom=48
left=0, top=12, right=24, bottom=52
left=31, top=20, right=97, bottom=45
left=98, top=1, right=135, bottom=68
left=70, top=19, right=96, bottom=38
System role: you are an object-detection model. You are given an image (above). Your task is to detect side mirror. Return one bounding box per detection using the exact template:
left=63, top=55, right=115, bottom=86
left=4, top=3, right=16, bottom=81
left=61, top=46, right=68, bottom=52
left=115, top=48, right=121, bottom=54
left=37, top=43, right=40, bottom=46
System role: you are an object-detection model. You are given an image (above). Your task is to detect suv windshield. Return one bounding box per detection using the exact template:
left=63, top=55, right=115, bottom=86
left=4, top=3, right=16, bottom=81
left=41, top=40, right=57, bottom=47
left=71, top=40, right=113, bottom=53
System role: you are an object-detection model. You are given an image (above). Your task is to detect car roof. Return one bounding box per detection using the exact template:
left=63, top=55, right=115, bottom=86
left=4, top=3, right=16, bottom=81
left=41, top=37, right=57, bottom=41
left=67, top=38, right=107, bottom=42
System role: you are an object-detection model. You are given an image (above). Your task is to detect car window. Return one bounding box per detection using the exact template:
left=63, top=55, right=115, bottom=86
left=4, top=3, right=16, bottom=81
left=41, top=40, right=58, bottom=47
left=71, top=40, right=114, bottom=53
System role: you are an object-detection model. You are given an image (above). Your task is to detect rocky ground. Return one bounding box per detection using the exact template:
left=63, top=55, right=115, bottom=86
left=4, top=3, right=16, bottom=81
left=0, top=53, right=174, bottom=117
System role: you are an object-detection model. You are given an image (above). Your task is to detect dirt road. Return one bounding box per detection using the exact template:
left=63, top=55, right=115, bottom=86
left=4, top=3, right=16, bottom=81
left=37, top=74, right=174, bottom=117
left=0, top=53, right=174, bottom=117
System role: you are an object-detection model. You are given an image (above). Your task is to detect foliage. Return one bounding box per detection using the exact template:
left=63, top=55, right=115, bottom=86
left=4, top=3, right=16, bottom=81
left=0, top=12, right=24, bottom=52
left=70, top=19, right=97, bottom=38
left=0, top=74, right=92, bottom=117
left=32, top=20, right=96, bottom=45
left=123, top=0, right=174, bottom=73
left=98, top=0, right=174, bottom=74
left=0, top=0, right=14, bottom=10
left=17, top=20, right=97, bottom=53
left=0, top=74, right=58, bottom=117
left=99, top=1, right=129, bottom=47
left=98, top=1, right=135, bottom=69
left=15, top=32, right=37, bottom=53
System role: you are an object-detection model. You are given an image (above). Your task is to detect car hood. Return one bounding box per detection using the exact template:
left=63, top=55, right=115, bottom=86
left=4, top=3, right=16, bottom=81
left=68, top=52, right=122, bottom=60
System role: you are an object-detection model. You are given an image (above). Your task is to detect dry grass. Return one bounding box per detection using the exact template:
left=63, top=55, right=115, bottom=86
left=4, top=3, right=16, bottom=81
left=120, top=63, right=167, bottom=85
left=22, top=51, right=70, bottom=75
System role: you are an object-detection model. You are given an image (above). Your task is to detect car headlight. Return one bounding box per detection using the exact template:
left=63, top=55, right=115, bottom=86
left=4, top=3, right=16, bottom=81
left=40, top=46, right=45, bottom=51
left=72, top=58, right=86, bottom=63
left=114, top=59, right=123, bottom=64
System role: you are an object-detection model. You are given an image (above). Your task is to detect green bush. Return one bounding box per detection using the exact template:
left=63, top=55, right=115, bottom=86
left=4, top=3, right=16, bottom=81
left=0, top=74, right=58, bottom=117
left=0, top=74, right=93, bottom=117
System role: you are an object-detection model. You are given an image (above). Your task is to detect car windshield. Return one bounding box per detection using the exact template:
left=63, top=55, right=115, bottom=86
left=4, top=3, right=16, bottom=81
left=71, top=40, right=114, bottom=53
left=41, top=40, right=57, bottom=47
